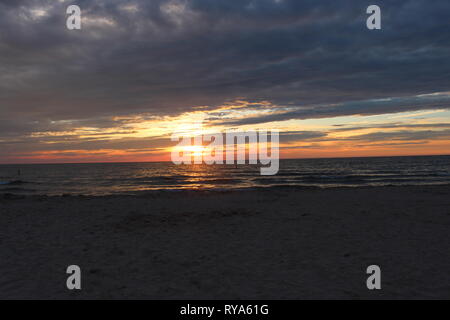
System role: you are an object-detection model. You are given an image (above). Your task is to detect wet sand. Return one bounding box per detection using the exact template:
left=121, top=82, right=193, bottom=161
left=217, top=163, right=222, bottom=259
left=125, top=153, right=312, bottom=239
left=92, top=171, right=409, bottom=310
left=1, top=185, right=450, bottom=299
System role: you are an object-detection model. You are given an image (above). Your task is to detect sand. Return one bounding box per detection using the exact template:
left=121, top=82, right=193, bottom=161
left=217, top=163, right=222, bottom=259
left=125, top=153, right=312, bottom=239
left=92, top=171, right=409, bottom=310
left=1, top=185, right=450, bottom=300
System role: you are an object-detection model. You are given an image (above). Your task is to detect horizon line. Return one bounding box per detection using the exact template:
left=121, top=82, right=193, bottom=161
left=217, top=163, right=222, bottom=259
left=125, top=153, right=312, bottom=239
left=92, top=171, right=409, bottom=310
left=1, top=153, right=449, bottom=166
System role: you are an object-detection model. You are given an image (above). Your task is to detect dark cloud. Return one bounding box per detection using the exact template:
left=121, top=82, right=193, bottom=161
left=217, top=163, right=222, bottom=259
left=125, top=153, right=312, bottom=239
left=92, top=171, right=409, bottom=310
left=346, top=129, right=450, bottom=142
left=331, top=122, right=450, bottom=132
left=279, top=129, right=450, bottom=145
left=280, top=131, right=327, bottom=142
left=353, top=141, right=428, bottom=148
left=187, top=130, right=326, bottom=144
left=220, top=93, right=450, bottom=125
left=0, top=133, right=171, bottom=155
left=2, top=1, right=450, bottom=118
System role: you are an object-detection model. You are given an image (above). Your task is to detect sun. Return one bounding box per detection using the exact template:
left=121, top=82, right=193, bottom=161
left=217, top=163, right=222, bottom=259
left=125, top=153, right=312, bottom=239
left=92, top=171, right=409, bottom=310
left=173, top=145, right=207, bottom=158
left=184, top=145, right=205, bottom=156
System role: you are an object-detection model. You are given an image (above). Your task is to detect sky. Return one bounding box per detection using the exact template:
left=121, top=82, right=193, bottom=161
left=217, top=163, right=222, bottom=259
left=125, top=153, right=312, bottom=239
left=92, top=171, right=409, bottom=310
left=1, top=0, right=450, bottom=164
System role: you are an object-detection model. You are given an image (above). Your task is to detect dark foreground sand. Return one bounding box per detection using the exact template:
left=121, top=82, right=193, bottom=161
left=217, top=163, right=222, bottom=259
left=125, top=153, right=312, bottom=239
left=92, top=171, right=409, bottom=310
left=1, top=185, right=450, bottom=300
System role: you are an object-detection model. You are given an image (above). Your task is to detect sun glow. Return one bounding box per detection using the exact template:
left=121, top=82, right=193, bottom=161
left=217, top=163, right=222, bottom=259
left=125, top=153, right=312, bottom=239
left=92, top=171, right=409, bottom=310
left=175, top=145, right=207, bottom=158
left=185, top=145, right=205, bottom=156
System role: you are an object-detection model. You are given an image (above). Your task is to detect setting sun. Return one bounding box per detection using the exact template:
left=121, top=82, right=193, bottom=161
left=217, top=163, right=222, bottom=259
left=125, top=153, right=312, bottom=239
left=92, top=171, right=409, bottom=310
left=172, top=145, right=208, bottom=159
left=183, top=145, right=206, bottom=157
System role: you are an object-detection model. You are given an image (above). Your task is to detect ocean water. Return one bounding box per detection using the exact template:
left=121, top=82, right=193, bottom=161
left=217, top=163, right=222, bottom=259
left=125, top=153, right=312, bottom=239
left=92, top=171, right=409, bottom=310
left=0, top=156, right=449, bottom=196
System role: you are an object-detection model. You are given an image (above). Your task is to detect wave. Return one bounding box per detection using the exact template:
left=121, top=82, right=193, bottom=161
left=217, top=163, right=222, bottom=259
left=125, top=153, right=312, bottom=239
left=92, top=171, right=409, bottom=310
left=0, top=180, right=29, bottom=186
left=0, top=187, right=36, bottom=192
left=203, top=178, right=244, bottom=185
left=1, top=156, right=449, bottom=196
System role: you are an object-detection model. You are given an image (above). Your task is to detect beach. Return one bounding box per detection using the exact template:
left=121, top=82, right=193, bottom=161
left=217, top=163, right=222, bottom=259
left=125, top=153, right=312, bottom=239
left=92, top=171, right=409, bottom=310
left=1, top=185, right=450, bottom=300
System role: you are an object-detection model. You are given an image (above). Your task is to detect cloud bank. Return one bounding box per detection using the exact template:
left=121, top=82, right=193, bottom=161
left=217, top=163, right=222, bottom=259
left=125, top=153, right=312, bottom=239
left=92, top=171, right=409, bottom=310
left=1, top=0, right=450, bottom=161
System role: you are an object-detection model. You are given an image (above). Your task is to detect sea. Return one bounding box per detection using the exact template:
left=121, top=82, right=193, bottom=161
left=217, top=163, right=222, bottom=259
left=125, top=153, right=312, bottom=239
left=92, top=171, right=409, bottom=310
left=0, top=156, right=449, bottom=196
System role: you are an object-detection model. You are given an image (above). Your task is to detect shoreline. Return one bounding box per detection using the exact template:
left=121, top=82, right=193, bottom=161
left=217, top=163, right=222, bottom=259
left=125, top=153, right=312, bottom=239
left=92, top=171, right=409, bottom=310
left=2, top=183, right=450, bottom=199
left=1, top=185, right=450, bottom=299
left=1, top=154, right=449, bottom=166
